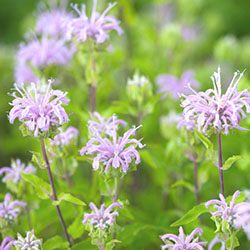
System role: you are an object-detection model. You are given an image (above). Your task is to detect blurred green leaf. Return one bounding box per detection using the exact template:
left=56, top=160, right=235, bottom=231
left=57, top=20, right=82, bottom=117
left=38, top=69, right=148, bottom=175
left=171, top=203, right=207, bottom=227
left=171, top=180, right=195, bottom=192
left=223, top=155, right=243, bottom=170
left=53, top=193, right=86, bottom=206
left=43, top=236, right=69, bottom=250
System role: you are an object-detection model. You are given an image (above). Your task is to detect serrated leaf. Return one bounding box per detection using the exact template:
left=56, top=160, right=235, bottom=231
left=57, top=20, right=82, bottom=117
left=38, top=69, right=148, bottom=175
left=21, top=173, right=52, bottom=200
left=53, top=193, right=86, bottom=206
left=223, top=155, right=243, bottom=170
left=171, top=180, right=195, bottom=192
left=43, top=236, right=69, bottom=250
left=171, top=203, right=207, bottom=227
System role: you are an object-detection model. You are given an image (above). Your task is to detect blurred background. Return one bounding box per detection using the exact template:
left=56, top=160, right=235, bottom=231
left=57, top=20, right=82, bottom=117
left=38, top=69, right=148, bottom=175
left=1, top=0, right=250, bottom=249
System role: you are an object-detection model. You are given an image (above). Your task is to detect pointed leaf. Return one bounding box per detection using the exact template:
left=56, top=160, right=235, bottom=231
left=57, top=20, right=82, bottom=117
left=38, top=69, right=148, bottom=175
left=223, top=155, right=243, bottom=170
left=53, top=193, right=86, bottom=206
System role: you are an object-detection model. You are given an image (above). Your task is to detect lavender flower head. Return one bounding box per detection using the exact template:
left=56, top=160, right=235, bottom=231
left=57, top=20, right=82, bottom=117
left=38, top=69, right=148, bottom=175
left=80, top=123, right=145, bottom=173
left=36, top=0, right=74, bottom=37
left=51, top=126, right=78, bottom=146
left=0, top=236, right=14, bottom=250
left=83, top=202, right=122, bottom=230
left=156, top=70, right=200, bottom=100
left=66, top=0, right=123, bottom=43
left=160, top=226, right=206, bottom=250
left=0, top=159, right=36, bottom=184
left=180, top=67, right=250, bottom=135
left=0, top=193, right=26, bottom=223
left=88, top=112, right=126, bottom=137
left=9, top=81, right=69, bottom=137
left=15, top=63, right=39, bottom=85
left=234, top=201, right=250, bottom=240
left=14, top=230, right=42, bottom=250
left=205, top=190, right=240, bottom=224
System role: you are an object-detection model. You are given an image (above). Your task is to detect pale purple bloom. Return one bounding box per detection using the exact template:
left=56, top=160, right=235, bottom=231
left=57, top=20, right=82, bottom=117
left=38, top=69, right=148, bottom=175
left=160, top=226, right=206, bottom=250
left=156, top=70, right=200, bottom=99
left=0, top=236, right=14, bottom=250
left=180, top=67, right=250, bottom=134
left=36, top=1, right=74, bottom=37
left=181, top=25, right=198, bottom=42
left=0, top=193, right=26, bottom=222
left=9, top=81, right=69, bottom=137
left=205, top=191, right=240, bottom=223
left=80, top=124, right=145, bottom=173
left=66, top=0, right=123, bottom=43
left=17, top=37, right=74, bottom=69
left=208, top=235, right=226, bottom=250
left=14, top=230, right=42, bottom=250
left=51, top=126, right=78, bottom=146
left=83, top=202, right=122, bottom=230
left=88, top=112, right=126, bottom=137
left=234, top=201, right=250, bottom=240
left=15, top=62, right=39, bottom=84
left=0, top=159, right=36, bottom=184
left=177, top=118, right=196, bottom=131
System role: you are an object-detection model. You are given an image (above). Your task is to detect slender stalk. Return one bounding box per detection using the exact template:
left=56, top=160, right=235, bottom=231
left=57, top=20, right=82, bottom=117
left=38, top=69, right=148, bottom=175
left=217, top=133, right=225, bottom=196
left=40, top=139, right=72, bottom=247
left=113, top=176, right=119, bottom=202
left=193, top=159, right=201, bottom=206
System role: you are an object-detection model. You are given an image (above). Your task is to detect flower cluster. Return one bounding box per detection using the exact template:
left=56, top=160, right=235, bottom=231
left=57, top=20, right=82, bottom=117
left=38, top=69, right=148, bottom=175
left=0, top=236, right=14, bottom=250
left=51, top=126, right=78, bottom=146
left=205, top=190, right=240, bottom=223
left=0, top=193, right=26, bottom=223
left=234, top=201, right=250, bottom=239
left=160, top=226, right=206, bottom=250
left=0, top=159, right=36, bottom=184
left=35, top=1, right=73, bottom=38
left=14, top=230, right=42, bottom=250
left=9, top=81, right=69, bottom=137
left=156, top=70, right=200, bottom=100
left=180, top=67, right=250, bottom=134
left=66, top=0, right=123, bottom=44
left=88, top=112, right=126, bottom=137
left=83, top=202, right=122, bottom=230
left=206, top=190, right=250, bottom=239
left=81, top=118, right=145, bottom=173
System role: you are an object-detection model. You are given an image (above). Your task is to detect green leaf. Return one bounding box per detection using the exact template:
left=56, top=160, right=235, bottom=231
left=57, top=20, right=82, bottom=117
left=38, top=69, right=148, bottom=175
left=226, top=232, right=240, bottom=249
left=223, top=155, right=243, bottom=170
left=171, top=203, right=207, bottom=227
left=21, top=173, right=52, bottom=200
left=194, top=130, right=215, bottom=161
left=43, top=236, right=69, bottom=250
left=68, top=215, right=84, bottom=239
left=140, top=150, right=157, bottom=168
left=31, top=151, right=46, bottom=169
left=71, top=239, right=97, bottom=250
left=171, top=180, right=195, bottom=192
left=53, top=193, right=86, bottom=206
left=105, top=239, right=121, bottom=250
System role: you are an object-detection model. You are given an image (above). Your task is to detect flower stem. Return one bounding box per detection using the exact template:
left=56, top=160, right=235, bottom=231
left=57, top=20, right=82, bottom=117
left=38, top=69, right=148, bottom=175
left=40, top=139, right=72, bottom=247
left=193, top=159, right=201, bottom=206
left=217, top=133, right=225, bottom=196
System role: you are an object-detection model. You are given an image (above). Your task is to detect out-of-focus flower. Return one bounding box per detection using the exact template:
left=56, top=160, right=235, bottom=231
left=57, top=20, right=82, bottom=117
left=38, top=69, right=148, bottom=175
left=0, top=159, right=36, bottom=184
left=83, top=202, right=122, bottom=230
left=208, top=235, right=226, bottom=250
left=66, top=0, right=123, bottom=43
left=0, top=236, right=14, bottom=250
left=205, top=191, right=240, bottom=223
left=180, top=67, right=250, bottom=135
left=50, top=126, right=78, bottom=146
left=17, top=37, right=74, bottom=69
left=181, top=25, right=198, bottom=42
left=14, top=230, right=42, bottom=250
left=15, top=63, right=39, bottom=84
left=160, top=226, right=206, bottom=250
left=88, top=112, right=126, bottom=137
left=234, top=201, right=250, bottom=240
left=156, top=70, right=200, bottom=99
left=80, top=124, right=145, bottom=173
left=0, top=193, right=26, bottom=222
left=36, top=1, right=74, bottom=37
left=9, top=81, right=69, bottom=137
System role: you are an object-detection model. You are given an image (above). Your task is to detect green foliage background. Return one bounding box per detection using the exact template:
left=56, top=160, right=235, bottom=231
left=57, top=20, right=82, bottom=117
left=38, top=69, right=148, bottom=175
left=0, top=0, right=250, bottom=249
